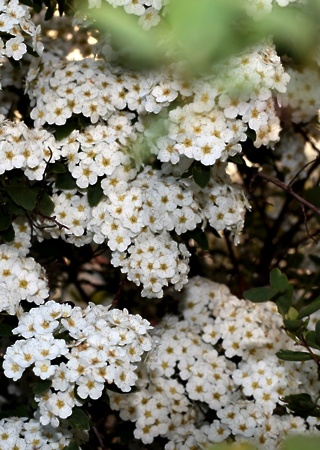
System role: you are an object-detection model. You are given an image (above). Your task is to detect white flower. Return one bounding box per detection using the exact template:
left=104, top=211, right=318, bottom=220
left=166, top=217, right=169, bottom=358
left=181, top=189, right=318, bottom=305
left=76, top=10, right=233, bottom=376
left=5, top=36, right=27, bottom=60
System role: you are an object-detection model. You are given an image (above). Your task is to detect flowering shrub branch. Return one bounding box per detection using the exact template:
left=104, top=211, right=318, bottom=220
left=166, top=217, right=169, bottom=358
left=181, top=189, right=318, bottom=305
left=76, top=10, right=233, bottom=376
left=0, top=0, right=320, bottom=449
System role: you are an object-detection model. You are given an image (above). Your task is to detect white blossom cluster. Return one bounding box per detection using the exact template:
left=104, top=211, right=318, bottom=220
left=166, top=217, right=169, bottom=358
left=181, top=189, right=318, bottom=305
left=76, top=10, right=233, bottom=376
left=274, top=128, right=310, bottom=183
left=0, top=111, right=247, bottom=296
left=88, top=0, right=168, bottom=30
left=108, top=276, right=320, bottom=449
left=34, top=162, right=247, bottom=296
left=280, top=66, right=320, bottom=123
left=0, top=117, right=60, bottom=180
left=3, top=301, right=153, bottom=427
left=152, top=43, right=289, bottom=169
left=0, top=416, right=87, bottom=449
left=0, top=0, right=43, bottom=67
left=246, top=0, right=302, bottom=19
left=0, top=224, right=49, bottom=315
left=26, top=57, right=178, bottom=127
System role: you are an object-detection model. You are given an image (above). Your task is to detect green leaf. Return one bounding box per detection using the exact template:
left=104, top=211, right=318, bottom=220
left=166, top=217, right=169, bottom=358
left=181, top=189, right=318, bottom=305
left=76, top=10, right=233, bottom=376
left=88, top=2, right=167, bottom=69
left=32, top=0, right=43, bottom=13
left=304, top=330, right=320, bottom=351
left=0, top=225, right=15, bottom=242
left=315, top=320, right=320, bottom=341
left=228, top=154, right=244, bottom=165
left=67, top=407, right=90, bottom=430
left=297, top=296, right=320, bottom=319
left=282, top=435, right=320, bottom=450
left=305, top=186, right=320, bottom=211
left=281, top=393, right=317, bottom=414
left=270, top=268, right=290, bottom=292
left=193, top=163, right=211, bottom=189
left=32, top=379, right=52, bottom=395
left=0, top=322, right=14, bottom=337
left=54, top=121, right=78, bottom=141
left=87, top=180, right=104, bottom=207
left=37, top=192, right=55, bottom=216
left=283, top=318, right=304, bottom=332
left=62, top=441, right=80, bottom=450
left=44, top=0, right=55, bottom=20
left=48, top=162, right=67, bottom=174
left=275, top=287, right=293, bottom=316
left=7, top=184, right=38, bottom=211
left=187, top=228, right=209, bottom=250
left=0, top=211, right=12, bottom=231
left=276, top=350, right=313, bottom=361
left=55, top=171, right=77, bottom=190
left=26, top=44, right=39, bottom=57
left=6, top=198, right=26, bottom=216
left=243, top=286, right=278, bottom=303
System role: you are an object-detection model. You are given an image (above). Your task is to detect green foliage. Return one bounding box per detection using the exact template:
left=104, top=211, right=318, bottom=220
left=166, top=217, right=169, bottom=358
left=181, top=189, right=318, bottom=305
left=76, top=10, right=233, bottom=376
left=55, top=171, right=78, bottom=190
left=32, top=379, right=52, bottom=395
left=86, top=0, right=320, bottom=72
left=207, top=435, right=320, bottom=450
left=6, top=183, right=38, bottom=211
left=276, top=349, right=313, bottom=361
left=67, top=407, right=90, bottom=431
left=192, top=163, right=211, bottom=189
left=87, top=180, right=104, bottom=207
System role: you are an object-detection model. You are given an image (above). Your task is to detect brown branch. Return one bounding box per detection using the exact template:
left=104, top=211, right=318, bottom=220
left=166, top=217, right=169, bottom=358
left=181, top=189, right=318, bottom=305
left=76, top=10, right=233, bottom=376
left=108, top=279, right=126, bottom=310
left=257, top=171, right=320, bottom=216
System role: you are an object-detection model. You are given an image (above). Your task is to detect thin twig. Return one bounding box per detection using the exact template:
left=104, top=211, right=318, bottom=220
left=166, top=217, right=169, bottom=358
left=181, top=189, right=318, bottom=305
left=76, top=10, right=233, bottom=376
left=108, top=279, right=126, bottom=310
left=257, top=171, right=320, bottom=216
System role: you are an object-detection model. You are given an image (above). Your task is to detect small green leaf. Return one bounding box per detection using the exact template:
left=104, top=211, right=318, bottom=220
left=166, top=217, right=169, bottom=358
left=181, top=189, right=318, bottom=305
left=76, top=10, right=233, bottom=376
left=276, top=350, right=313, bottom=361
left=87, top=180, right=104, bottom=207
left=6, top=198, right=26, bottom=216
left=304, top=330, right=320, bottom=351
left=0, top=322, right=14, bottom=337
left=44, top=1, right=55, bottom=20
left=26, top=44, right=39, bottom=57
left=275, top=287, right=293, bottom=315
left=55, top=172, right=77, bottom=190
left=67, top=407, right=90, bottom=430
left=270, top=268, right=290, bottom=292
left=283, top=435, right=320, bottom=450
left=243, top=286, right=278, bottom=303
left=48, top=162, right=67, bottom=174
left=0, top=225, right=15, bottom=242
left=37, top=192, right=55, bottom=216
left=7, top=184, right=38, bottom=211
left=228, top=154, right=244, bottom=165
left=305, top=186, right=320, bottom=210
left=283, top=318, right=304, bottom=332
left=281, top=393, right=316, bottom=413
left=54, top=121, right=78, bottom=141
left=187, top=228, right=209, bottom=250
left=193, top=163, right=211, bottom=189
left=62, top=441, right=80, bottom=450
left=297, top=296, right=320, bottom=319
left=0, top=211, right=12, bottom=231
left=32, top=379, right=52, bottom=395
left=315, top=320, right=320, bottom=340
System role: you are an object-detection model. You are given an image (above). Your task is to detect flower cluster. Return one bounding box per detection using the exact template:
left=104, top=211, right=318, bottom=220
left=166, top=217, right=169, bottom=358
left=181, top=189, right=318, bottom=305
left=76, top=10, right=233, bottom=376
left=152, top=43, right=289, bottom=169
left=0, top=0, right=43, bottom=67
left=88, top=0, right=168, bottom=29
left=34, top=162, right=247, bottom=295
left=0, top=117, right=60, bottom=180
left=245, top=0, right=301, bottom=19
left=108, top=277, right=320, bottom=449
left=0, top=416, right=87, bottom=449
left=3, top=301, right=153, bottom=427
left=280, top=65, right=320, bottom=123
left=0, top=226, right=49, bottom=315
